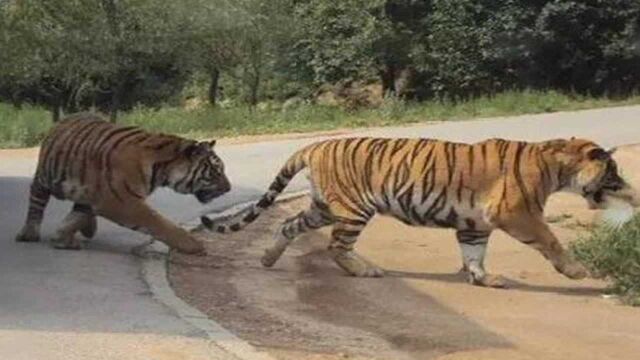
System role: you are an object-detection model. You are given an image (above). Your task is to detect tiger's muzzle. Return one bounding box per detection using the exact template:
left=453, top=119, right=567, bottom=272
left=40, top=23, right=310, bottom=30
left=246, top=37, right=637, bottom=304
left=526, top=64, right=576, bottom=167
left=195, top=179, right=231, bottom=204
left=584, top=175, right=640, bottom=209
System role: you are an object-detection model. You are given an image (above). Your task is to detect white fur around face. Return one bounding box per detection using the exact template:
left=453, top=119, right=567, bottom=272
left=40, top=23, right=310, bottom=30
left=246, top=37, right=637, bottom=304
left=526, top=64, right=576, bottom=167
left=598, top=196, right=634, bottom=228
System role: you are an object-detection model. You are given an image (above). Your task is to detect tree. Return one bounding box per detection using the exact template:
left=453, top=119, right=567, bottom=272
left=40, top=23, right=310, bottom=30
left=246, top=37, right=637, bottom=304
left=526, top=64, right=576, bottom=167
left=291, top=0, right=432, bottom=97
left=0, top=0, right=198, bottom=121
left=533, top=0, right=640, bottom=95
left=222, top=0, right=297, bottom=106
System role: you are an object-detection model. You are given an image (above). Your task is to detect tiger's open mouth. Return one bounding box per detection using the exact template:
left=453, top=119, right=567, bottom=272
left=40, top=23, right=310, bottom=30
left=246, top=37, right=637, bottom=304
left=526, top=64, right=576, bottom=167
left=584, top=183, right=640, bottom=209
left=585, top=188, right=604, bottom=204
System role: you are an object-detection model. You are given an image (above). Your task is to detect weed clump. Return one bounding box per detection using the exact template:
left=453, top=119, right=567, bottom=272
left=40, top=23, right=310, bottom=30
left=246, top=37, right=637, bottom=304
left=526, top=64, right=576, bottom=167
left=571, top=214, right=640, bottom=306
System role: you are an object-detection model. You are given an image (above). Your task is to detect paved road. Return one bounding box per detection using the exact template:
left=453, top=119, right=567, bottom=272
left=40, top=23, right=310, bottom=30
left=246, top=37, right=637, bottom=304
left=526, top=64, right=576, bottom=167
left=1, top=105, right=640, bottom=359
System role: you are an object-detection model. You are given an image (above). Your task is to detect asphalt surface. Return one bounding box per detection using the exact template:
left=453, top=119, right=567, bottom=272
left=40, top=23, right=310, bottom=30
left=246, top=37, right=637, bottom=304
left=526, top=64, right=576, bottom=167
left=1, top=105, right=640, bottom=359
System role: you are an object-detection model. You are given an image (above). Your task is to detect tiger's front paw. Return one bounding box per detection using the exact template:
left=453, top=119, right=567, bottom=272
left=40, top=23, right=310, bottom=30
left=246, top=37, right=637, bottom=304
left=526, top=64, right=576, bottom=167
left=51, top=235, right=83, bottom=250
left=469, top=273, right=507, bottom=288
left=560, top=261, right=588, bottom=280
left=177, top=242, right=206, bottom=256
left=15, top=229, right=40, bottom=243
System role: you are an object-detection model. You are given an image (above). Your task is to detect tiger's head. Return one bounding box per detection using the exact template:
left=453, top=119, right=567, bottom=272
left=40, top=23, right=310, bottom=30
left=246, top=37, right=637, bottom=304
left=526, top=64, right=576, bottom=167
left=165, top=140, right=231, bottom=204
left=547, top=138, right=639, bottom=209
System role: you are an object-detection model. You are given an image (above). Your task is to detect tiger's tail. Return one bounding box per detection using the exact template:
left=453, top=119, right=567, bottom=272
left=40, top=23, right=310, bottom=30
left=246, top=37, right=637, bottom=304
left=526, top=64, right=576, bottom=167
left=200, top=146, right=310, bottom=233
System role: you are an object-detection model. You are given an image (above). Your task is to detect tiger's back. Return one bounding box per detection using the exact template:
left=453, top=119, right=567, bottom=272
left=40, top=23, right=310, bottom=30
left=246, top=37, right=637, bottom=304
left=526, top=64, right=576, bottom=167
left=38, top=113, right=180, bottom=203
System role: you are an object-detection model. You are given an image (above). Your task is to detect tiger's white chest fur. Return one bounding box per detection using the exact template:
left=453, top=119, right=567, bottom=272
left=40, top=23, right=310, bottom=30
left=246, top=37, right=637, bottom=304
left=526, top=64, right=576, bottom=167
left=599, top=196, right=635, bottom=227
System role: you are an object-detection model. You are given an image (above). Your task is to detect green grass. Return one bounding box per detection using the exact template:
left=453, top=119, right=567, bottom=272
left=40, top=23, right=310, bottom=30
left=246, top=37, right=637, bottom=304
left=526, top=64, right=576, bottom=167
left=3, top=89, right=640, bottom=148
left=571, top=214, right=640, bottom=306
left=0, top=104, right=51, bottom=147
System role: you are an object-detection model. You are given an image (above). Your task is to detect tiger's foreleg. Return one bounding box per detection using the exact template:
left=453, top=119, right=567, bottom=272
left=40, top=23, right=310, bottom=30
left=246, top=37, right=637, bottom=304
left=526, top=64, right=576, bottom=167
left=52, top=204, right=96, bottom=250
left=261, top=200, right=335, bottom=267
left=456, top=230, right=506, bottom=288
left=97, top=201, right=205, bottom=255
left=16, top=180, right=51, bottom=243
left=502, top=218, right=587, bottom=280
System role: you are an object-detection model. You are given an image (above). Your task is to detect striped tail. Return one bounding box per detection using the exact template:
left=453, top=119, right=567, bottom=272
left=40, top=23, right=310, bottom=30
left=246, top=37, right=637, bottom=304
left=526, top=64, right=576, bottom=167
left=200, top=147, right=309, bottom=233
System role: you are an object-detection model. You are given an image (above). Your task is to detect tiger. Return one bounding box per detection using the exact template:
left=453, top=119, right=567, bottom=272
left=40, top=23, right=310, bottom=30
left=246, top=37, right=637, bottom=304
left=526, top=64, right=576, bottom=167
left=201, top=137, right=639, bottom=287
left=16, top=112, right=231, bottom=253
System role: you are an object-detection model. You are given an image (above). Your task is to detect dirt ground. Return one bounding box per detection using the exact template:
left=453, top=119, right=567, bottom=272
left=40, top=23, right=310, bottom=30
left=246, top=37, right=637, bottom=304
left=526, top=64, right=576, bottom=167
left=170, top=145, right=640, bottom=360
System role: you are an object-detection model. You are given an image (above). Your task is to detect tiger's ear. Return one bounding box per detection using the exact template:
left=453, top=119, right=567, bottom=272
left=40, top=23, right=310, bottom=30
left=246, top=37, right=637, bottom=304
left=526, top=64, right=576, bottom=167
left=184, top=142, right=211, bottom=157
left=587, top=148, right=609, bottom=161
left=209, top=139, right=217, bottom=148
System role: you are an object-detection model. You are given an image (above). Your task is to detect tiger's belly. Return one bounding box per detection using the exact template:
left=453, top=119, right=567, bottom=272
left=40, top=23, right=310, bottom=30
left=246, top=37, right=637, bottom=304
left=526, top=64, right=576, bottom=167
left=384, top=201, right=491, bottom=231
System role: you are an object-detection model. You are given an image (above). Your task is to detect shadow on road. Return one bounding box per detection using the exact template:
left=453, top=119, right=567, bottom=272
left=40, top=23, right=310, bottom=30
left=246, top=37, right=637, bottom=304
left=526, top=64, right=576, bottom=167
left=171, top=199, right=512, bottom=360
left=387, top=270, right=605, bottom=297
left=293, top=239, right=511, bottom=359
left=0, top=176, right=257, bottom=337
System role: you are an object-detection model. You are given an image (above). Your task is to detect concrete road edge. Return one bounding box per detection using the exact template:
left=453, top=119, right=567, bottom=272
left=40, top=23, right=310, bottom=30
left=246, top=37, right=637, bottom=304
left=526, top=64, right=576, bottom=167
left=139, top=191, right=309, bottom=360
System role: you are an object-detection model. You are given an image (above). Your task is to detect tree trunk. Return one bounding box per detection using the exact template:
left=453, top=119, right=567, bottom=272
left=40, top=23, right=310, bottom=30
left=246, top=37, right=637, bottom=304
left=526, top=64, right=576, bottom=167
left=51, top=94, right=62, bottom=122
left=102, top=0, right=122, bottom=122
left=109, top=81, right=125, bottom=123
left=208, top=68, right=220, bottom=106
left=109, top=108, right=118, bottom=123
left=248, top=69, right=260, bottom=107
left=394, top=67, right=415, bottom=99
left=51, top=105, right=61, bottom=122
left=101, top=0, right=119, bottom=35
left=380, top=64, right=396, bottom=97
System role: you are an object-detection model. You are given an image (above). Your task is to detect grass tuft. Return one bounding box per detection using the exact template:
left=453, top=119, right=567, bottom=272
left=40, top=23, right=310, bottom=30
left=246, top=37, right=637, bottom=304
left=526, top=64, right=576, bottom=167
left=0, top=104, right=51, bottom=147
left=571, top=214, right=640, bottom=306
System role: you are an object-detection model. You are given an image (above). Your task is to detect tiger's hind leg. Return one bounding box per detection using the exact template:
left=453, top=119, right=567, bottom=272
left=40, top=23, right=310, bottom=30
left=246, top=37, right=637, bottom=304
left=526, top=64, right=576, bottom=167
left=261, top=200, right=335, bottom=267
left=16, top=180, right=50, bottom=243
left=456, top=230, right=505, bottom=288
left=52, top=204, right=96, bottom=250
left=327, top=207, right=382, bottom=278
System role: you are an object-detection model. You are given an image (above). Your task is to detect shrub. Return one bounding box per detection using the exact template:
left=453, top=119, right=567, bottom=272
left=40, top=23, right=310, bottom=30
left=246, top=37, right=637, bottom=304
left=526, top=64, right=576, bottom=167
left=571, top=214, right=640, bottom=306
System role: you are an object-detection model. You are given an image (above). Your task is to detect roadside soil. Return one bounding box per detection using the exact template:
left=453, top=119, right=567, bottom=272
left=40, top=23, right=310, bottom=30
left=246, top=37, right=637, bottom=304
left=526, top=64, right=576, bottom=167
left=174, top=145, right=640, bottom=359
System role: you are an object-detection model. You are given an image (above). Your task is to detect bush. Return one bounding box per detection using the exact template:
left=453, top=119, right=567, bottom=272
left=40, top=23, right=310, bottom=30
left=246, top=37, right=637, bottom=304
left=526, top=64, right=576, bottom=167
left=571, top=214, right=640, bottom=306
left=533, top=0, right=640, bottom=95
left=408, top=0, right=640, bottom=100
left=0, top=103, right=50, bottom=147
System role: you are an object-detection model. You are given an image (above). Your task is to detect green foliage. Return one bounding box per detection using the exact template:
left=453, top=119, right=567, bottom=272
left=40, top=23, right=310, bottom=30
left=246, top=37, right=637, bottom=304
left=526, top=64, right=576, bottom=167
left=571, top=214, right=640, bottom=306
left=0, top=0, right=228, bottom=116
left=0, top=103, right=51, bottom=147
left=417, top=0, right=491, bottom=99
left=533, top=0, right=640, bottom=95
left=293, top=0, right=384, bottom=84
left=3, top=90, right=640, bottom=148
left=408, top=0, right=640, bottom=99
left=2, top=0, right=640, bottom=117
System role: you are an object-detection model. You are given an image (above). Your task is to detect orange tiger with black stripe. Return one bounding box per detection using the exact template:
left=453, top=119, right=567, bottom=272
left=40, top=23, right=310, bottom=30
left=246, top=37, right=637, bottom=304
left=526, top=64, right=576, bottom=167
left=16, top=113, right=231, bottom=253
left=202, top=137, right=638, bottom=287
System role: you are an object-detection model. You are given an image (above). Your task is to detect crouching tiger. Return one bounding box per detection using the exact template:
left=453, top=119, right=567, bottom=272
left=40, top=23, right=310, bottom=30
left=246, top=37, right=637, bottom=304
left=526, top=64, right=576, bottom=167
left=16, top=113, right=231, bottom=253
left=201, top=137, right=639, bottom=287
